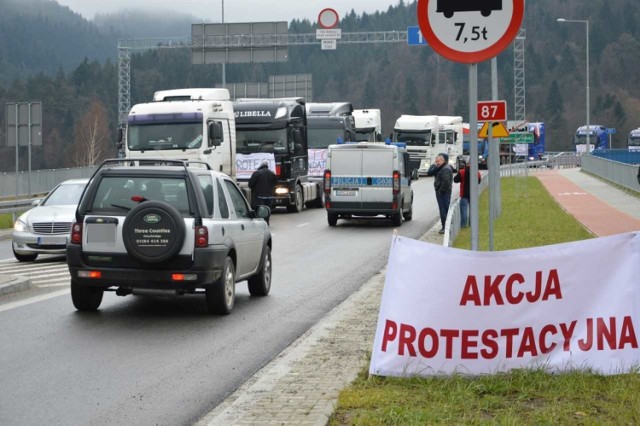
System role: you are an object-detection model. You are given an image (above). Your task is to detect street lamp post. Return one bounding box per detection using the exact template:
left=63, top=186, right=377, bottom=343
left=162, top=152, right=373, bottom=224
left=557, top=18, right=590, bottom=153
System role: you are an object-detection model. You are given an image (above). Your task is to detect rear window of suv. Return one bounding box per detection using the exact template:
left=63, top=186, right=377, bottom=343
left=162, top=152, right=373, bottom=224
left=90, top=176, right=190, bottom=214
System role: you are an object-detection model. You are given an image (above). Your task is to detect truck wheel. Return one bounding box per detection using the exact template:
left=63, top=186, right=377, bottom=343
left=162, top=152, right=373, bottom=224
left=443, top=9, right=453, bottom=18
left=287, top=185, right=303, bottom=213
left=71, top=279, right=103, bottom=311
left=205, top=256, right=235, bottom=315
left=248, top=246, right=271, bottom=296
left=328, top=213, right=338, bottom=227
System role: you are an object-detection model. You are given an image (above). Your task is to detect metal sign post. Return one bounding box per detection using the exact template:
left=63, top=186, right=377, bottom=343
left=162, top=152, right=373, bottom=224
left=417, top=0, right=524, bottom=251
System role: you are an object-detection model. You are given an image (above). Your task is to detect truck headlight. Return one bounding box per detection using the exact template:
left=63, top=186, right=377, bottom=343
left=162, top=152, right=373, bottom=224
left=275, top=187, right=289, bottom=195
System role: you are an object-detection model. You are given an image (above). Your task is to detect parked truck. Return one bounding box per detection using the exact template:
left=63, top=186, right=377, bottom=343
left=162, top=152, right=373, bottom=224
left=573, top=124, right=607, bottom=153
left=392, top=115, right=438, bottom=175
left=497, top=121, right=546, bottom=163
left=233, top=97, right=322, bottom=212
left=353, top=109, right=382, bottom=142
left=627, top=128, right=640, bottom=152
left=462, top=122, right=489, bottom=169
left=306, top=102, right=357, bottom=191
left=437, top=115, right=464, bottom=171
left=122, top=88, right=236, bottom=178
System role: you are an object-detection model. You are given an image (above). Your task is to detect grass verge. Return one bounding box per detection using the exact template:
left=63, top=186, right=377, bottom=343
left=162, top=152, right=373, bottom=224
left=329, top=177, right=640, bottom=425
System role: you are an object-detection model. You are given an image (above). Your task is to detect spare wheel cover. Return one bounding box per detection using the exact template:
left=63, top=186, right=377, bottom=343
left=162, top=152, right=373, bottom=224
left=123, top=201, right=186, bottom=263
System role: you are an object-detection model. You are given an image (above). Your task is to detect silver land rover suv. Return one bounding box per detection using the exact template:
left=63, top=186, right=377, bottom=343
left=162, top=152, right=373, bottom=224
left=66, top=159, right=272, bottom=314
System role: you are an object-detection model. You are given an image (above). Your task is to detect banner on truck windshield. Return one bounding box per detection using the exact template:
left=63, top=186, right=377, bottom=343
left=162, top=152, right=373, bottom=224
left=309, top=149, right=328, bottom=177
left=236, top=153, right=276, bottom=180
left=370, top=233, right=640, bottom=376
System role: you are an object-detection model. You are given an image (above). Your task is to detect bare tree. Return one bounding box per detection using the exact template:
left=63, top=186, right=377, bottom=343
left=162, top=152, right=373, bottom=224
left=72, top=98, right=110, bottom=167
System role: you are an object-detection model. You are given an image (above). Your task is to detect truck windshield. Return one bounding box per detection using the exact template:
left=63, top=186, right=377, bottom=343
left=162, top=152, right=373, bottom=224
left=128, top=122, right=203, bottom=151
left=438, top=130, right=455, bottom=144
left=395, top=131, right=432, bottom=147
left=308, top=128, right=345, bottom=149
left=628, top=136, right=640, bottom=147
left=573, top=134, right=590, bottom=145
left=236, top=129, right=287, bottom=154
left=355, top=128, right=376, bottom=142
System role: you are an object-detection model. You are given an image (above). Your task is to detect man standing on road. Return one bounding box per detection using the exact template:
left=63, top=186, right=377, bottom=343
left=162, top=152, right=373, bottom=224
left=428, top=153, right=453, bottom=234
left=249, top=160, right=277, bottom=218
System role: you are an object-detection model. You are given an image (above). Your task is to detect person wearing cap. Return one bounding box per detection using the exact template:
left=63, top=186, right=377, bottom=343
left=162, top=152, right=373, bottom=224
left=249, top=160, right=277, bottom=220
left=453, top=158, right=481, bottom=228
left=428, top=153, right=453, bottom=234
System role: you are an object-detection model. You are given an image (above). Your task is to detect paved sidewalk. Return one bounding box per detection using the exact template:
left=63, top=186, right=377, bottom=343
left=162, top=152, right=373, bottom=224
left=197, top=168, right=640, bottom=425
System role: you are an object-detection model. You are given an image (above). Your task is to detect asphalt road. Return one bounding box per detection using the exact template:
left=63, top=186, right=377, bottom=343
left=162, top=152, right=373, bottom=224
left=0, top=177, right=443, bottom=425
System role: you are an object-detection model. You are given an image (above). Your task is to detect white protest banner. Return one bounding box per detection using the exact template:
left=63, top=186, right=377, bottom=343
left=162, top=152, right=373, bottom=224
left=236, top=153, right=276, bottom=180
left=370, top=233, right=640, bottom=376
left=308, top=149, right=328, bottom=177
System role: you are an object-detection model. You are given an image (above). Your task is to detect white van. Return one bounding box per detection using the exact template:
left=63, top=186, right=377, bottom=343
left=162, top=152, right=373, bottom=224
left=323, top=142, right=418, bottom=227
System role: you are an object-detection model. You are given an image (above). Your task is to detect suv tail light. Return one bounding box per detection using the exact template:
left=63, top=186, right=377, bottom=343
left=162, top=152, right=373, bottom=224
left=195, top=226, right=208, bottom=248
left=324, top=170, right=331, bottom=194
left=71, top=222, right=82, bottom=244
left=393, top=171, right=401, bottom=195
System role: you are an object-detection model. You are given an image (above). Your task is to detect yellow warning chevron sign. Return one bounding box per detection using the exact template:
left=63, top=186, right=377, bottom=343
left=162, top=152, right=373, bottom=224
left=479, top=121, right=510, bottom=138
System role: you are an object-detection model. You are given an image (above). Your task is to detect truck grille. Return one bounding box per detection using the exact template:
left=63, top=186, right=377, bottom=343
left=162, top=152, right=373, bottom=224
left=32, top=222, right=72, bottom=235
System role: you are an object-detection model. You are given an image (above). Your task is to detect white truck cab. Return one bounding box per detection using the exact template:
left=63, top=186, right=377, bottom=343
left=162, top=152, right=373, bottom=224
left=393, top=115, right=439, bottom=175
left=323, top=142, right=418, bottom=227
left=353, top=109, right=382, bottom=142
left=122, top=88, right=236, bottom=179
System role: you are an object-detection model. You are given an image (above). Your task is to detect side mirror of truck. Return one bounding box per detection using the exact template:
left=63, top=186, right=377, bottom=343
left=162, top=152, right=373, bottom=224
left=209, top=122, right=223, bottom=147
left=411, top=169, right=419, bottom=181
left=117, top=128, right=123, bottom=143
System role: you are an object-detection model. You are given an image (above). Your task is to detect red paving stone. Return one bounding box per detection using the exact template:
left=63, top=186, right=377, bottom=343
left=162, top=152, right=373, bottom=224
left=536, top=170, right=640, bottom=237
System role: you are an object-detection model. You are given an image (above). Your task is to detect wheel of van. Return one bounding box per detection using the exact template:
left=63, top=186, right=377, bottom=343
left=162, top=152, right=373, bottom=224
left=206, top=256, right=235, bottom=315
left=13, top=249, right=37, bottom=262
left=71, top=279, right=104, bottom=311
left=403, top=200, right=413, bottom=221
left=328, top=212, right=338, bottom=227
left=287, top=185, right=304, bottom=213
left=248, top=245, right=271, bottom=296
left=122, top=201, right=186, bottom=264
left=392, top=208, right=403, bottom=227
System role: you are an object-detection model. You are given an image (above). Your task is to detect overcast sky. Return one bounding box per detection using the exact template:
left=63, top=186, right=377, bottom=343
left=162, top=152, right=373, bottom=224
left=54, top=0, right=403, bottom=23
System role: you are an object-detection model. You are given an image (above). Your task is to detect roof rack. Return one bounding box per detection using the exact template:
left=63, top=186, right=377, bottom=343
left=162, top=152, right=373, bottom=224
left=87, top=158, right=212, bottom=182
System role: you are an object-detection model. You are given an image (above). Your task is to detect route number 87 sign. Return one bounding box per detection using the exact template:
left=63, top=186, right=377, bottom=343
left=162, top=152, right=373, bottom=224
left=417, top=0, right=524, bottom=64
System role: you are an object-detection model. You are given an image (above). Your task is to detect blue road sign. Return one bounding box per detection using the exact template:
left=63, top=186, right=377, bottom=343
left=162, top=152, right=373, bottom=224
left=605, top=128, right=616, bottom=134
left=407, top=26, right=428, bottom=46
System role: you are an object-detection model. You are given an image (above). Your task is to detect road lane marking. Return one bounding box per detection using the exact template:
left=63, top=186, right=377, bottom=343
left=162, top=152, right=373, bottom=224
left=296, top=223, right=309, bottom=228
left=0, top=289, right=69, bottom=313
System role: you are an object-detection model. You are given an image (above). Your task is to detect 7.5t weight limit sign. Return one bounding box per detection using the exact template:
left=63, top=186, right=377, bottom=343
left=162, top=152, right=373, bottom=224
left=417, top=0, right=524, bottom=63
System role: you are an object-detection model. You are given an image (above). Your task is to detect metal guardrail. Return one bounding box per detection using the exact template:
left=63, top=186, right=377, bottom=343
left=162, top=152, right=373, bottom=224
left=0, top=199, right=38, bottom=215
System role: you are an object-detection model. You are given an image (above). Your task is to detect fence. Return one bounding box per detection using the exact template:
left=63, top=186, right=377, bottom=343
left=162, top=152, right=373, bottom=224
left=0, top=166, right=97, bottom=199
left=581, top=155, right=640, bottom=193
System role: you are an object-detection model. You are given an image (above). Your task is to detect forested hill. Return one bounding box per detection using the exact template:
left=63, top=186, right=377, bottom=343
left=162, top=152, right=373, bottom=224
left=1, top=0, right=640, bottom=172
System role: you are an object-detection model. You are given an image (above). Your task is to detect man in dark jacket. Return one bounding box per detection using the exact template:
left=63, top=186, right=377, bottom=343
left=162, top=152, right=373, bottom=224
left=453, top=158, right=482, bottom=228
left=428, top=153, right=453, bottom=234
left=248, top=160, right=277, bottom=214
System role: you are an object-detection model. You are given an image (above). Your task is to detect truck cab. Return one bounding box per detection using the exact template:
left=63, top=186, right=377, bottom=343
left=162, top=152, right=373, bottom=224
left=233, top=98, right=322, bottom=212
left=353, top=109, right=382, bottom=142
left=627, top=128, right=640, bottom=152
left=393, top=115, right=438, bottom=175
left=437, top=115, right=464, bottom=171
left=123, top=88, right=236, bottom=179
left=323, top=141, right=417, bottom=227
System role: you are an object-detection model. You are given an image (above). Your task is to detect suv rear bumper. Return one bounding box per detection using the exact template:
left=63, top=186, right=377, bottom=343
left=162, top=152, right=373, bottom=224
left=66, top=245, right=228, bottom=290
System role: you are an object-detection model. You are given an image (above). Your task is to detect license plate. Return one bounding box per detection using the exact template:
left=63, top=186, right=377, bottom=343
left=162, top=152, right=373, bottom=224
left=36, top=236, right=67, bottom=245
left=335, top=190, right=357, bottom=196
left=86, top=224, right=117, bottom=244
